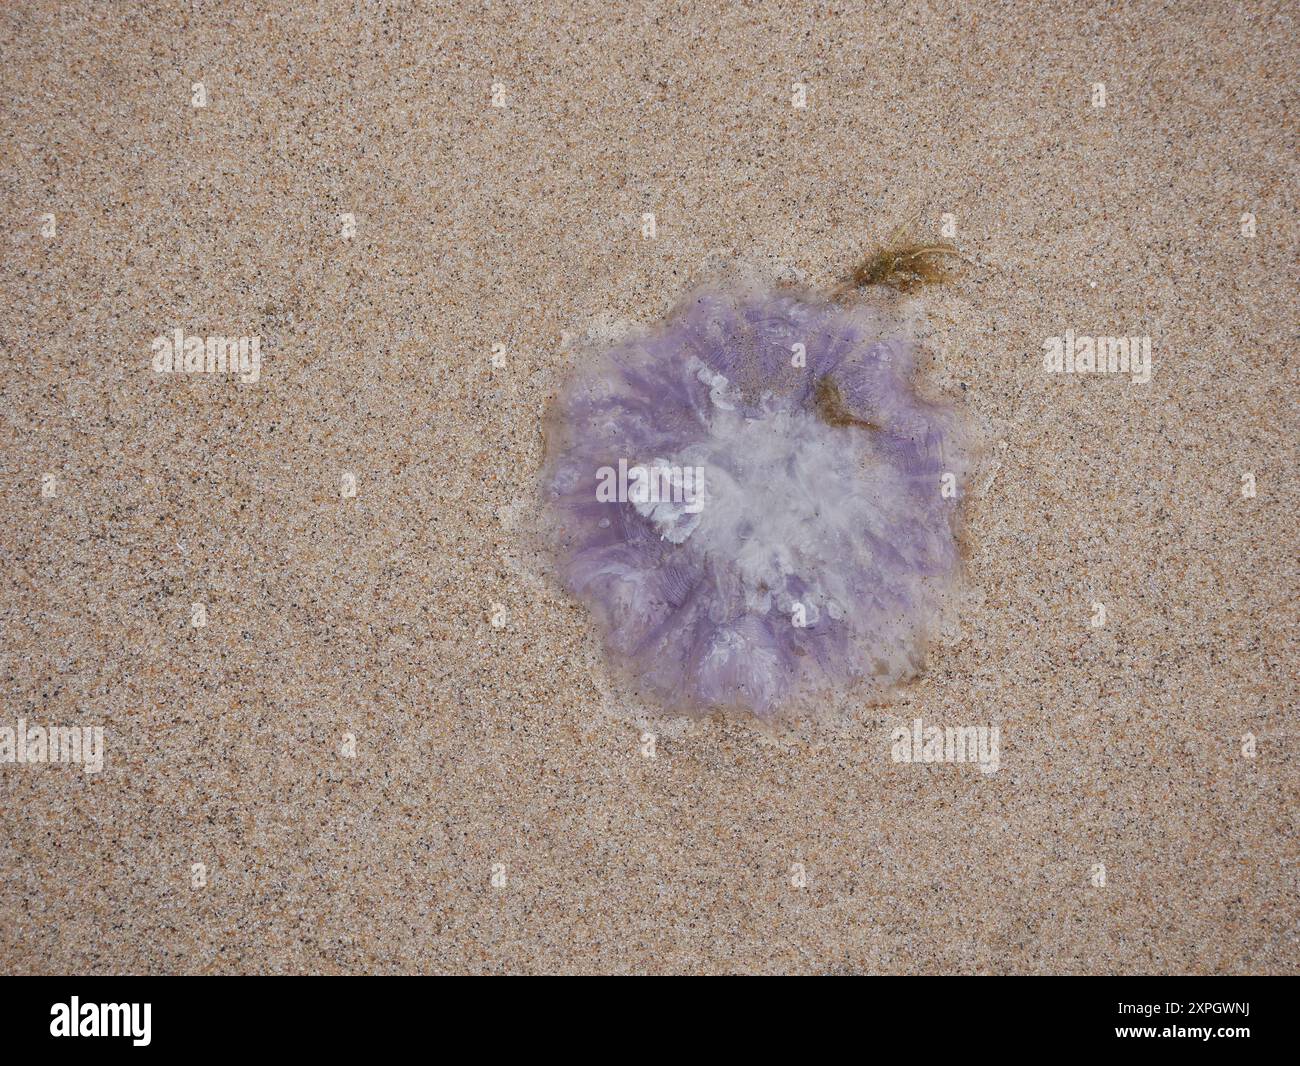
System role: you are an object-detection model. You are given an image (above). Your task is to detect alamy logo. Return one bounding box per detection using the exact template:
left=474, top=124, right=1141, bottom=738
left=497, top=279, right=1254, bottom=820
left=891, top=717, right=1000, bottom=775
left=595, top=458, right=705, bottom=514
left=595, top=458, right=708, bottom=544
left=1043, top=330, right=1151, bottom=383
left=0, top=718, right=103, bottom=774
left=152, top=328, right=262, bottom=383
left=50, top=997, right=151, bottom=1046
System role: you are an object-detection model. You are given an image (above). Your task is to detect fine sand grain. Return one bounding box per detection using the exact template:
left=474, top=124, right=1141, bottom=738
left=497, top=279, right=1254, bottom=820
left=0, top=0, right=1295, bottom=974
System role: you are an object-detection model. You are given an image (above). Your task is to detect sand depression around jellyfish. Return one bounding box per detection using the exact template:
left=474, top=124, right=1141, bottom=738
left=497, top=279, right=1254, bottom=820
left=542, top=253, right=977, bottom=720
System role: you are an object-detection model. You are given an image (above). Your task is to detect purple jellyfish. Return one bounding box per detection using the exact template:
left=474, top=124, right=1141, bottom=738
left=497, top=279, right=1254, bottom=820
left=543, top=277, right=975, bottom=718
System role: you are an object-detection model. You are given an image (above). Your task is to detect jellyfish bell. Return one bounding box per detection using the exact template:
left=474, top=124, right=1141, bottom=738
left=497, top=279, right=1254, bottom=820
left=542, top=262, right=977, bottom=720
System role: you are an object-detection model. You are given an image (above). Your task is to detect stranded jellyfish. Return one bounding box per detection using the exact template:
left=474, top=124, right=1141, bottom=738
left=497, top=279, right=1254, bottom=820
left=543, top=246, right=976, bottom=718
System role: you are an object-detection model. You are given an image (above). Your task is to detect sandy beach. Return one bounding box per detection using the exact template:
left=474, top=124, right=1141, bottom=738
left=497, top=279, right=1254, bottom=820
left=0, top=0, right=1295, bottom=974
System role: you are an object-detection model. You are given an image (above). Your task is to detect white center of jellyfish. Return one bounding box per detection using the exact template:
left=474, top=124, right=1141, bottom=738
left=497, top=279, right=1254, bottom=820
left=637, top=371, right=907, bottom=625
